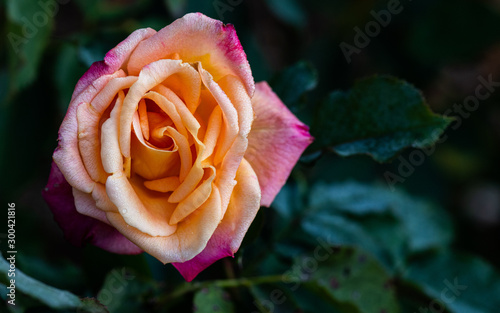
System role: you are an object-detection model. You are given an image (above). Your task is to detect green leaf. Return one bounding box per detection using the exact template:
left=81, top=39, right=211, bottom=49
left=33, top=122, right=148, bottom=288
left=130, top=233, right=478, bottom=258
left=311, top=182, right=453, bottom=252
left=403, top=250, right=500, bottom=313
left=249, top=285, right=293, bottom=313
left=303, top=248, right=399, bottom=313
left=193, top=286, right=235, bottom=313
left=302, top=213, right=386, bottom=266
left=17, top=253, right=85, bottom=290
left=270, top=61, right=318, bottom=114
left=291, top=286, right=346, bottom=313
left=96, top=268, right=155, bottom=313
left=271, top=184, right=302, bottom=220
left=0, top=252, right=81, bottom=310
left=301, top=182, right=453, bottom=270
left=6, top=0, right=54, bottom=94
left=311, top=75, right=452, bottom=162
left=79, top=298, right=109, bottom=313
left=1, top=283, right=37, bottom=313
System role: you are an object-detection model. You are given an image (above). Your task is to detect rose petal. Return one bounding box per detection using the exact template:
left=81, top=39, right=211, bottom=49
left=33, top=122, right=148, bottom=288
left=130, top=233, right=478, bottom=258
left=154, top=85, right=201, bottom=137
left=120, top=59, right=201, bottom=158
left=73, top=188, right=109, bottom=224
left=199, top=67, right=240, bottom=167
left=127, top=13, right=254, bottom=97
left=131, top=115, right=180, bottom=180
left=200, top=105, right=222, bottom=161
left=72, top=28, right=156, bottom=100
left=169, top=166, right=216, bottom=224
left=42, top=162, right=142, bottom=254
left=245, top=82, right=314, bottom=207
left=91, top=183, right=118, bottom=212
left=101, top=91, right=126, bottom=175
left=77, top=76, right=138, bottom=184
left=106, top=173, right=178, bottom=237
left=53, top=71, right=125, bottom=194
left=105, top=184, right=222, bottom=264
left=172, top=158, right=261, bottom=281
left=144, top=176, right=180, bottom=193
left=211, top=74, right=254, bottom=215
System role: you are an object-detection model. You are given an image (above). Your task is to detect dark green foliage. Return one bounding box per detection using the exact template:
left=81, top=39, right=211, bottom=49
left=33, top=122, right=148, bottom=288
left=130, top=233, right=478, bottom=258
left=311, top=76, right=452, bottom=162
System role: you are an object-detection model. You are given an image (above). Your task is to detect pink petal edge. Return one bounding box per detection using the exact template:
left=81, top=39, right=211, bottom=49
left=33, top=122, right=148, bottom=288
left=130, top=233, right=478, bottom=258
left=245, top=82, right=314, bottom=207
left=72, top=28, right=156, bottom=100
left=127, top=13, right=254, bottom=97
left=42, top=162, right=143, bottom=255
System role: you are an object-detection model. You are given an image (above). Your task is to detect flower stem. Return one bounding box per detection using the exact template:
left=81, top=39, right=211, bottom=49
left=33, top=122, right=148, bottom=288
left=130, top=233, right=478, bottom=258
left=161, top=274, right=295, bottom=302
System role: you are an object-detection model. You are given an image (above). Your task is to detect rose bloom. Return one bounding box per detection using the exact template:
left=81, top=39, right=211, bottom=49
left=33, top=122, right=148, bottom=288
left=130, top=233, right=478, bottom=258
left=43, top=13, right=312, bottom=281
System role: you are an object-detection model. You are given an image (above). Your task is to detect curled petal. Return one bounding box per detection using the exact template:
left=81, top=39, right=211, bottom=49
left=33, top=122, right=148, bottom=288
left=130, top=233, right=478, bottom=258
left=73, top=188, right=109, bottom=224
left=106, top=174, right=178, bottom=237
left=199, top=67, right=239, bottom=166
left=120, top=59, right=200, bottom=158
left=144, top=176, right=181, bottom=193
left=246, top=82, right=313, bottom=206
left=170, top=166, right=216, bottom=224
left=54, top=71, right=126, bottom=194
left=42, top=162, right=142, bottom=254
left=173, top=158, right=261, bottom=281
left=105, top=185, right=222, bottom=264
left=77, top=77, right=137, bottom=184
left=131, top=116, right=180, bottom=180
left=127, top=13, right=254, bottom=96
left=212, top=74, right=254, bottom=215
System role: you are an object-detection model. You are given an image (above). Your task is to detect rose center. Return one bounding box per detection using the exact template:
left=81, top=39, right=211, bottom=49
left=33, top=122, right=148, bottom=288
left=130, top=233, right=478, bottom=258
left=137, top=99, right=176, bottom=150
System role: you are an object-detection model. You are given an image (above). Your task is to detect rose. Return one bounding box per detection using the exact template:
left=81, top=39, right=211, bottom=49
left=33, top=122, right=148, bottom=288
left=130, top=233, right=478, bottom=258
left=42, top=13, right=313, bottom=281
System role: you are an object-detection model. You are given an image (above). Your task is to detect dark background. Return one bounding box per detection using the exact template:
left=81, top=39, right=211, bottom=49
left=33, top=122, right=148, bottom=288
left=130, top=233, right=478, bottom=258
left=1, top=0, right=500, bottom=312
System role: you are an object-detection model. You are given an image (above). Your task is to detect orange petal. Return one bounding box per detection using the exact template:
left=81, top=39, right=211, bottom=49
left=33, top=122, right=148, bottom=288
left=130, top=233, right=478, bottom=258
left=169, top=166, right=215, bottom=224
left=105, top=184, right=222, bottom=263
left=73, top=188, right=109, bottom=224
left=101, top=91, right=125, bottom=174
left=131, top=114, right=180, bottom=180
left=144, top=176, right=181, bottom=193
left=54, top=71, right=124, bottom=193
left=172, top=158, right=261, bottom=281
left=106, top=174, right=177, bottom=237
left=120, top=60, right=200, bottom=158
left=127, top=13, right=254, bottom=97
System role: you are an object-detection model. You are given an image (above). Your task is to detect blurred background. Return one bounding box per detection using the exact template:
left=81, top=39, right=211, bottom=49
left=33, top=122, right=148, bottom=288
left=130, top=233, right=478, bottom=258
left=1, top=0, right=500, bottom=312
